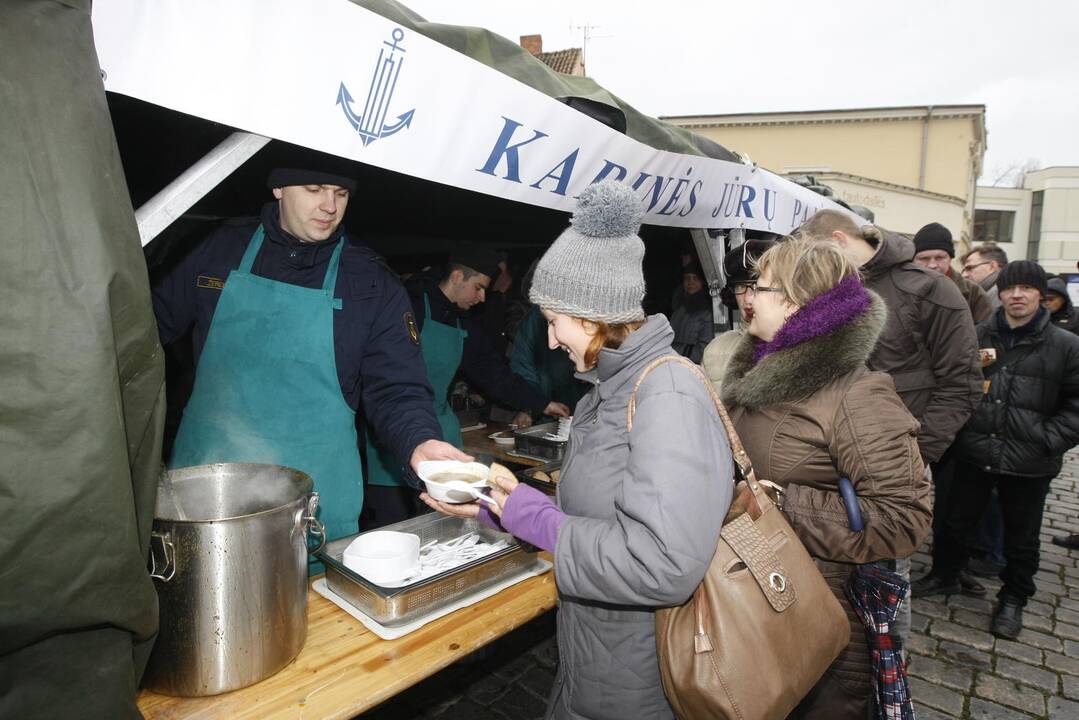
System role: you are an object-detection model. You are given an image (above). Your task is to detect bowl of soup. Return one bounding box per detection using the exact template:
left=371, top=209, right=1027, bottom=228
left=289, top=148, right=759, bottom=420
left=416, top=461, right=490, bottom=503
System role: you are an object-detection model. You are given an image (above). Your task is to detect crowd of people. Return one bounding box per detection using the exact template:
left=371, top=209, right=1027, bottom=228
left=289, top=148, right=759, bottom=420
left=153, top=161, right=1078, bottom=719
left=415, top=196, right=1078, bottom=718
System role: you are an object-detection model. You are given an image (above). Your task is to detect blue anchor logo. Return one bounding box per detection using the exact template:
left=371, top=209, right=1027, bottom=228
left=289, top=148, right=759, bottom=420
left=337, top=28, right=416, bottom=146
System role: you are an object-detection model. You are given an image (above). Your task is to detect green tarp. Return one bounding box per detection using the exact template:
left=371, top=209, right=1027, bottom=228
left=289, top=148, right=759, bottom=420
left=0, top=1, right=165, bottom=718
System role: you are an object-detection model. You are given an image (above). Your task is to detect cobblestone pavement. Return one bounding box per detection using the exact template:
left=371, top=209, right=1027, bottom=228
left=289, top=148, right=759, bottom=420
left=358, top=449, right=1079, bottom=719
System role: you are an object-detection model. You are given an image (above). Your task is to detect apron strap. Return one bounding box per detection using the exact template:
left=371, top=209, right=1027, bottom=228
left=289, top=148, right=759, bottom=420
left=423, top=291, right=465, bottom=333
left=322, top=239, right=346, bottom=292
left=237, top=225, right=266, bottom=273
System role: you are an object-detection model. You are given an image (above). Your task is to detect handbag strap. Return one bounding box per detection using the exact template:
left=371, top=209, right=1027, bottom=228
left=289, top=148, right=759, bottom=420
left=627, top=355, right=758, bottom=492
left=629, top=356, right=796, bottom=616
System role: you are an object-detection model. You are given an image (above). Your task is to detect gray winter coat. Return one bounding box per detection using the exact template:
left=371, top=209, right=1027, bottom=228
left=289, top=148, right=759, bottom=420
left=549, top=316, right=734, bottom=720
left=669, top=302, right=714, bottom=364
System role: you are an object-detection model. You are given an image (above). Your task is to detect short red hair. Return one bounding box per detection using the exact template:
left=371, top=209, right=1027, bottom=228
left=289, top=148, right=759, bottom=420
left=582, top=320, right=643, bottom=369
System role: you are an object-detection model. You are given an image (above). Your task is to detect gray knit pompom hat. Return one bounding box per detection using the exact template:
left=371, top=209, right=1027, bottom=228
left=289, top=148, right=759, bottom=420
left=529, top=180, right=646, bottom=323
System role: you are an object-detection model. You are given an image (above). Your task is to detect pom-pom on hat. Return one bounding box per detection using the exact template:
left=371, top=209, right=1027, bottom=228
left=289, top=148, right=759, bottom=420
left=529, top=181, right=646, bottom=323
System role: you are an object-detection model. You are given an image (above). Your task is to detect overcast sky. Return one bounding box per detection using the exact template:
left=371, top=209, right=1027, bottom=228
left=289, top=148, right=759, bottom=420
left=401, top=0, right=1078, bottom=186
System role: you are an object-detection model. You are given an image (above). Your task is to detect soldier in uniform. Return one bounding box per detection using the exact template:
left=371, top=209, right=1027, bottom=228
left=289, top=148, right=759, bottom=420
left=152, top=160, right=467, bottom=555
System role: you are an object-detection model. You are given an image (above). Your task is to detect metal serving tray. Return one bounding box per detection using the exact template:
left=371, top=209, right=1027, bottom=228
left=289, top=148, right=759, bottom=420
left=512, top=421, right=567, bottom=461
left=519, top=460, right=561, bottom=495
left=317, top=513, right=540, bottom=627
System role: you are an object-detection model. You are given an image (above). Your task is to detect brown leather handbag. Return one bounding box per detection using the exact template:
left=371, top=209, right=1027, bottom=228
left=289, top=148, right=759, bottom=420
left=629, top=356, right=850, bottom=720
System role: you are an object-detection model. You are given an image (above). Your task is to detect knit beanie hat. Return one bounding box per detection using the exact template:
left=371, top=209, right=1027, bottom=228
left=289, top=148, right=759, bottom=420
left=912, top=222, right=954, bottom=257
left=996, top=260, right=1048, bottom=297
left=529, top=181, right=646, bottom=323
left=267, top=167, right=357, bottom=193
left=1047, top=276, right=1068, bottom=299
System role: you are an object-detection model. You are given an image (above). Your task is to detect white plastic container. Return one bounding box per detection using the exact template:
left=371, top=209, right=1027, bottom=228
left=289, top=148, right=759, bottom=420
left=343, top=531, right=421, bottom=585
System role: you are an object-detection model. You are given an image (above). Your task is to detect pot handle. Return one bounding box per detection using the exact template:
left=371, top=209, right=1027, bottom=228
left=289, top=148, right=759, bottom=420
left=304, top=492, right=326, bottom=555
left=149, top=530, right=176, bottom=582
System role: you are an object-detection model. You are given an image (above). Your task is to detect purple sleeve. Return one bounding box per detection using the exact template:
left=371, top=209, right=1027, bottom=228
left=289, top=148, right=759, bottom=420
left=499, top=483, right=567, bottom=554
left=474, top=502, right=505, bottom=532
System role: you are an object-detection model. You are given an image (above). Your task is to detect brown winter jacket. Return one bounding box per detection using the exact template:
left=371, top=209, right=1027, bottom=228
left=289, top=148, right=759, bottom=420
left=948, top=268, right=994, bottom=323
left=860, top=228, right=982, bottom=463
left=722, top=292, right=931, bottom=720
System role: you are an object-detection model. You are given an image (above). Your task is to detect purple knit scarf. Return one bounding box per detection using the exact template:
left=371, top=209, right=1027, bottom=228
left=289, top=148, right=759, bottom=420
left=752, top=275, right=871, bottom=365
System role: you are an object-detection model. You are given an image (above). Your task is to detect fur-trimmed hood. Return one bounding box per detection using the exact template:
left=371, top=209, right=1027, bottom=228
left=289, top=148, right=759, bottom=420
left=721, top=291, right=887, bottom=409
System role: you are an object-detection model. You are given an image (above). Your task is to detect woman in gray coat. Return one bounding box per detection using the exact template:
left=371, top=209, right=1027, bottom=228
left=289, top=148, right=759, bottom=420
left=423, top=181, right=734, bottom=719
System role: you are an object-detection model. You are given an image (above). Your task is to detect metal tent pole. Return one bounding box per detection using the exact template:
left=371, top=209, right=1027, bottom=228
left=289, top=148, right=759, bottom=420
left=690, top=227, right=735, bottom=332
left=135, top=132, right=271, bottom=246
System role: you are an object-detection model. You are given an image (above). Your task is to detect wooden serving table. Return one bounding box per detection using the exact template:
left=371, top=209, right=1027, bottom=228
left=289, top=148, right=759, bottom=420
left=137, top=557, right=556, bottom=719
left=460, top=422, right=547, bottom=468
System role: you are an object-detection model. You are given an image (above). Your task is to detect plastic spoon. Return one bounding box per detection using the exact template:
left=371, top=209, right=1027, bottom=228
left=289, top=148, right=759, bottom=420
left=444, top=480, right=499, bottom=508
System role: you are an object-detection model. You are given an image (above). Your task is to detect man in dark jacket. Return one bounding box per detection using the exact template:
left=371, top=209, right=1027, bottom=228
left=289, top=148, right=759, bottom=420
left=914, top=262, right=1079, bottom=639
left=363, top=245, right=570, bottom=526
left=913, top=222, right=994, bottom=323
left=911, top=221, right=995, bottom=595
left=152, top=162, right=468, bottom=548
left=797, top=210, right=984, bottom=648
left=961, top=243, right=1009, bottom=309
left=797, top=211, right=983, bottom=464
left=1047, top=275, right=1079, bottom=335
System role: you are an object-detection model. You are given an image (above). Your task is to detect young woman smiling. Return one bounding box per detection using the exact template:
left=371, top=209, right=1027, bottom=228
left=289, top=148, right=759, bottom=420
left=423, top=181, right=734, bottom=720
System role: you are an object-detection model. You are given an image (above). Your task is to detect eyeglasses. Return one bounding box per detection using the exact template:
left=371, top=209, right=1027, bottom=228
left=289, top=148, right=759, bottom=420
left=732, top=283, right=753, bottom=296
left=749, top=283, right=784, bottom=295
left=962, top=261, right=991, bottom=273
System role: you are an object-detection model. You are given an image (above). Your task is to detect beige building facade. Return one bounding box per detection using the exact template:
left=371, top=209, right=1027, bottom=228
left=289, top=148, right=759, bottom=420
left=662, top=105, right=987, bottom=245
left=975, top=167, right=1079, bottom=276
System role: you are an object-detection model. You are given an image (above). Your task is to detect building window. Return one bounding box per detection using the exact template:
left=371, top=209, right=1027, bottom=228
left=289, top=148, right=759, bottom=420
left=973, top=209, right=1015, bottom=245
left=1027, top=191, right=1043, bottom=260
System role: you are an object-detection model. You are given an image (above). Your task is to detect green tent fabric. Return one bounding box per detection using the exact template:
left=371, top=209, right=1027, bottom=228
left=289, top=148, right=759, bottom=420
left=354, top=0, right=742, bottom=162
left=0, top=1, right=165, bottom=718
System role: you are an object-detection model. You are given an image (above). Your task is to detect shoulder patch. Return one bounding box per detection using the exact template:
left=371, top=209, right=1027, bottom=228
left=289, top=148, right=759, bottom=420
left=196, top=275, right=225, bottom=290
left=404, top=311, right=420, bottom=345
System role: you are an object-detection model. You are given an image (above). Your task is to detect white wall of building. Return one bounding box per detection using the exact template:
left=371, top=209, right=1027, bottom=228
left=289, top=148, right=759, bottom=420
left=974, top=185, right=1030, bottom=264
left=1026, top=168, right=1079, bottom=275
left=975, top=168, right=1079, bottom=276
left=799, top=172, right=966, bottom=238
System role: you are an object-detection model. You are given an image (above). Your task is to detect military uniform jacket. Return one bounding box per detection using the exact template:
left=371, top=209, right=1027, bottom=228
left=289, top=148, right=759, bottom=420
left=151, top=203, right=441, bottom=464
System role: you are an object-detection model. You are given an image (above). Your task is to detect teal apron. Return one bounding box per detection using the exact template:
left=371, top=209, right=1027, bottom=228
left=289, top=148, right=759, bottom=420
left=170, top=226, right=361, bottom=572
left=366, top=294, right=466, bottom=486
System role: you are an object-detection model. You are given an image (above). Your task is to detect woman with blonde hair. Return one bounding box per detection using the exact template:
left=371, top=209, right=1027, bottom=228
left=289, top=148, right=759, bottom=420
left=720, top=237, right=931, bottom=718
left=423, top=181, right=734, bottom=720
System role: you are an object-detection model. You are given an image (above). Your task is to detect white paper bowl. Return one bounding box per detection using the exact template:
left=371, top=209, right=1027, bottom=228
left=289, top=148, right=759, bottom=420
left=416, top=460, right=490, bottom=503
left=343, top=531, right=420, bottom=585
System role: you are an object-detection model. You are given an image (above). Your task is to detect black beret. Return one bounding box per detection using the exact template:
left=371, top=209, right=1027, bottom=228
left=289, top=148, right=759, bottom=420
left=449, top=245, right=502, bottom=281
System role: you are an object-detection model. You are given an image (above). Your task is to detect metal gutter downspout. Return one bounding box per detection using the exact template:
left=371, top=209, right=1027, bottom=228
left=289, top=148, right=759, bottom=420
left=918, top=105, right=934, bottom=191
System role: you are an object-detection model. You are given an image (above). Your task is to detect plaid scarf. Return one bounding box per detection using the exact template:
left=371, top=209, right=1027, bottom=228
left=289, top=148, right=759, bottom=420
left=846, top=565, right=916, bottom=720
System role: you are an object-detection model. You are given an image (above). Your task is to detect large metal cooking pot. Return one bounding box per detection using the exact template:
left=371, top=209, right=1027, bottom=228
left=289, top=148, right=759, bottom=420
left=143, top=463, right=325, bottom=697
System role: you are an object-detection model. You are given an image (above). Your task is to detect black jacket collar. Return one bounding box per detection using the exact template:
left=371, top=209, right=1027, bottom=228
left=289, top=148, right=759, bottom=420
left=992, top=307, right=1050, bottom=348
left=259, top=202, right=345, bottom=269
